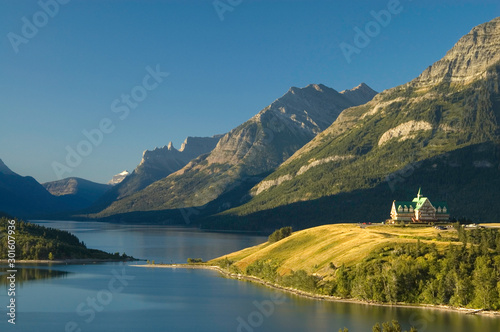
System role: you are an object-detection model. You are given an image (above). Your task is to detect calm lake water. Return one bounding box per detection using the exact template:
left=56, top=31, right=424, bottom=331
left=1, top=221, right=498, bottom=332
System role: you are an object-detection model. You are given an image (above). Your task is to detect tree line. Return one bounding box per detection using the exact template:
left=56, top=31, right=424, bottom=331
left=0, top=218, right=131, bottom=260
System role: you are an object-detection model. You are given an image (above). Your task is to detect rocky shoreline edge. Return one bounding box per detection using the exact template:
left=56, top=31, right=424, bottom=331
left=131, top=263, right=500, bottom=317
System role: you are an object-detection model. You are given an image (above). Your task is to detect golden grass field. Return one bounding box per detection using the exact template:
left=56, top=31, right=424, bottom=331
left=209, top=224, right=460, bottom=278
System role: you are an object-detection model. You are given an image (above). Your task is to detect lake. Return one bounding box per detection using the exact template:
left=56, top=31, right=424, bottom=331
left=1, top=221, right=498, bottom=332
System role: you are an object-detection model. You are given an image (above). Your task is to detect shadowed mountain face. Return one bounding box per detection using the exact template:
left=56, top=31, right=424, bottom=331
left=212, top=17, right=500, bottom=230
left=0, top=160, right=55, bottom=217
left=94, top=83, right=377, bottom=218
left=0, top=159, right=96, bottom=217
left=0, top=159, right=15, bottom=176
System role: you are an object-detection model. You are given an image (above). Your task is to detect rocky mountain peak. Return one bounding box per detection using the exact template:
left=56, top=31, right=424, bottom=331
left=413, top=17, right=500, bottom=86
left=90, top=135, right=223, bottom=207
left=206, top=83, right=377, bottom=167
left=305, top=84, right=326, bottom=92
left=340, top=82, right=378, bottom=106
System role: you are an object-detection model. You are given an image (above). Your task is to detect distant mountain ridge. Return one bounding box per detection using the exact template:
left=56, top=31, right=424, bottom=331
left=0, top=133, right=223, bottom=218
left=85, top=135, right=223, bottom=213
left=136, top=135, right=224, bottom=180
left=42, top=177, right=111, bottom=205
left=93, top=83, right=378, bottom=219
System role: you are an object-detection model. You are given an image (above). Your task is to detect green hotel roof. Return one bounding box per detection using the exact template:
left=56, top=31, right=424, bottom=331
left=393, top=189, right=449, bottom=214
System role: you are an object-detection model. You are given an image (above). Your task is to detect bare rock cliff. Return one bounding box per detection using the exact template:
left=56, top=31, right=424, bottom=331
left=413, top=17, right=500, bottom=86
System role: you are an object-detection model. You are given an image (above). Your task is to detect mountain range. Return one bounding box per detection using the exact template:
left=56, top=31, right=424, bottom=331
left=90, top=83, right=377, bottom=221
left=84, top=135, right=223, bottom=213
left=110, top=135, right=224, bottom=200
left=0, top=134, right=223, bottom=218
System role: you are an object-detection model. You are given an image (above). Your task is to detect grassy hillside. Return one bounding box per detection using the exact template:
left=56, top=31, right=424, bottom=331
left=209, top=224, right=500, bottom=309
left=210, top=224, right=457, bottom=276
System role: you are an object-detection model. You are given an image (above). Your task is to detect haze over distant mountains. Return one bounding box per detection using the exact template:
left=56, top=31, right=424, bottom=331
left=92, top=82, right=377, bottom=219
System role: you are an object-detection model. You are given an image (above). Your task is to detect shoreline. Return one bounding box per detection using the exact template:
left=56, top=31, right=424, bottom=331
left=131, top=263, right=500, bottom=317
left=0, top=258, right=139, bottom=265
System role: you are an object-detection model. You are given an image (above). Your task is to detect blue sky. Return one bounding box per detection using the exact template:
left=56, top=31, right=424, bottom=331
left=0, top=0, right=499, bottom=184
